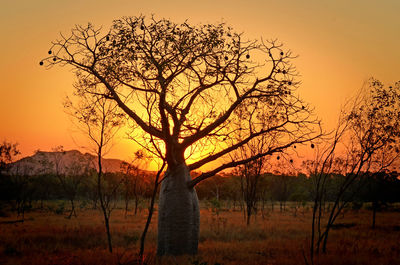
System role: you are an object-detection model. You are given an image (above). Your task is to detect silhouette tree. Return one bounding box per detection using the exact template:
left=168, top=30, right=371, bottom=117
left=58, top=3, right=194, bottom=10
left=56, top=148, right=90, bottom=218
left=120, top=160, right=142, bottom=217
left=0, top=141, right=20, bottom=214
left=0, top=141, right=19, bottom=172
left=234, top=135, right=270, bottom=225
left=9, top=165, right=33, bottom=220
left=64, top=91, right=124, bottom=253
left=42, top=15, right=320, bottom=255
left=306, top=78, right=400, bottom=262
left=363, top=171, right=398, bottom=229
left=0, top=141, right=19, bottom=213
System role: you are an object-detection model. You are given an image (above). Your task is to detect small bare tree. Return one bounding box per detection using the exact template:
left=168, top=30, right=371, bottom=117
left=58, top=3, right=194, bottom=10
left=0, top=141, right=20, bottom=172
left=307, top=78, right=400, bottom=263
left=64, top=90, right=124, bottom=253
left=8, top=164, right=32, bottom=220
left=234, top=135, right=270, bottom=225
left=0, top=141, right=20, bottom=216
left=120, top=153, right=146, bottom=217
left=49, top=146, right=89, bottom=218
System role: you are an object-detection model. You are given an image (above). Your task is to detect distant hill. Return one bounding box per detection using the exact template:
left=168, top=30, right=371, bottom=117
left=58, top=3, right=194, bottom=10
left=8, top=149, right=128, bottom=175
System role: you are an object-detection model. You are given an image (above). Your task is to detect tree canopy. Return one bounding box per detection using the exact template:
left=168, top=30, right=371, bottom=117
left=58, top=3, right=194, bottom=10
left=42, top=15, right=320, bottom=185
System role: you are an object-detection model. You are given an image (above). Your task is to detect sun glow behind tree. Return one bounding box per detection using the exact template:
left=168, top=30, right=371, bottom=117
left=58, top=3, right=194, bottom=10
left=41, top=15, right=321, bottom=255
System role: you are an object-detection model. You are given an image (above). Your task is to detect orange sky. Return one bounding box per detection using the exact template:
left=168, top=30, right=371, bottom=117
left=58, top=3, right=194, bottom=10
left=1, top=0, right=399, bottom=168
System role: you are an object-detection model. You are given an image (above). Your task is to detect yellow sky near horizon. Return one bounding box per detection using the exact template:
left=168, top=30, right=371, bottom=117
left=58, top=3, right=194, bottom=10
left=1, top=0, right=399, bottom=170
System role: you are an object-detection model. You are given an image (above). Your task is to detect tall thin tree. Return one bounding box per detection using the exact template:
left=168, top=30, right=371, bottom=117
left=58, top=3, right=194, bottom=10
left=64, top=91, right=124, bottom=253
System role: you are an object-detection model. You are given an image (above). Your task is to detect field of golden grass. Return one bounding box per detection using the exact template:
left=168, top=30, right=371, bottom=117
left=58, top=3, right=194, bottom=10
left=0, top=202, right=399, bottom=265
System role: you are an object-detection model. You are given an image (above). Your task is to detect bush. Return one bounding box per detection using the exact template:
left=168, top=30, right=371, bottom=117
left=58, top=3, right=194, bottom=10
left=55, top=201, right=65, bottom=215
left=351, top=201, right=363, bottom=210
left=208, top=198, right=221, bottom=216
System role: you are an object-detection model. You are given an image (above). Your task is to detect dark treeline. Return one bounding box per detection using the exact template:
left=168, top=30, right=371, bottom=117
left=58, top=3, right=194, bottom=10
left=1, top=168, right=399, bottom=216
left=196, top=172, right=400, bottom=210
left=0, top=169, right=156, bottom=217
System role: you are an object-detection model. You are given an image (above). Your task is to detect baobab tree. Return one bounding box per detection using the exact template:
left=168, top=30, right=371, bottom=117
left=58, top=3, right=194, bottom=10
left=41, top=15, right=320, bottom=255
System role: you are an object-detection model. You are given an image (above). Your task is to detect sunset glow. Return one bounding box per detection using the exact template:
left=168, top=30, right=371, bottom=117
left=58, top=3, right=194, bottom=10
left=1, top=0, right=399, bottom=168
left=1, top=1, right=400, bottom=262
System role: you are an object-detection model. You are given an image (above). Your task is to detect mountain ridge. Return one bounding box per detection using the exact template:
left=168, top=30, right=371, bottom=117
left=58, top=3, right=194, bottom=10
left=9, top=149, right=132, bottom=175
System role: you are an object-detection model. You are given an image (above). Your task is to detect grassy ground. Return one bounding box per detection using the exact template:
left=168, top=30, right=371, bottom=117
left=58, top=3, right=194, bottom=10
left=0, top=202, right=399, bottom=265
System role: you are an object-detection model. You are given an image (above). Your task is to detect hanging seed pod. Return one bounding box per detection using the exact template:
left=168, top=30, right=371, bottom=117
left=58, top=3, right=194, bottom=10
left=246, top=54, right=250, bottom=59
left=225, top=56, right=228, bottom=60
left=277, top=156, right=280, bottom=160
left=290, top=159, right=293, bottom=163
left=288, top=81, right=292, bottom=85
left=311, top=143, right=315, bottom=149
left=39, top=61, right=44, bottom=66
left=48, top=50, right=52, bottom=55
left=53, top=57, right=57, bottom=62
left=141, top=25, right=144, bottom=30
left=280, top=51, right=284, bottom=56
left=106, top=36, right=110, bottom=41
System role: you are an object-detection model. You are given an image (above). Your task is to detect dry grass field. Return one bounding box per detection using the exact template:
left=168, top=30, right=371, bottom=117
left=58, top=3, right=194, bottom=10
left=0, top=202, right=399, bottom=265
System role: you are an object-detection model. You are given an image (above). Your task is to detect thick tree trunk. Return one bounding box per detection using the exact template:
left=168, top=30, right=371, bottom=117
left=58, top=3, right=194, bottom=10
left=157, top=164, right=200, bottom=256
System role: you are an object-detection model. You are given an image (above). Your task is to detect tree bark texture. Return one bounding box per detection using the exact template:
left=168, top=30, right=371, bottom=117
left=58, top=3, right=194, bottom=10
left=157, top=164, right=200, bottom=256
